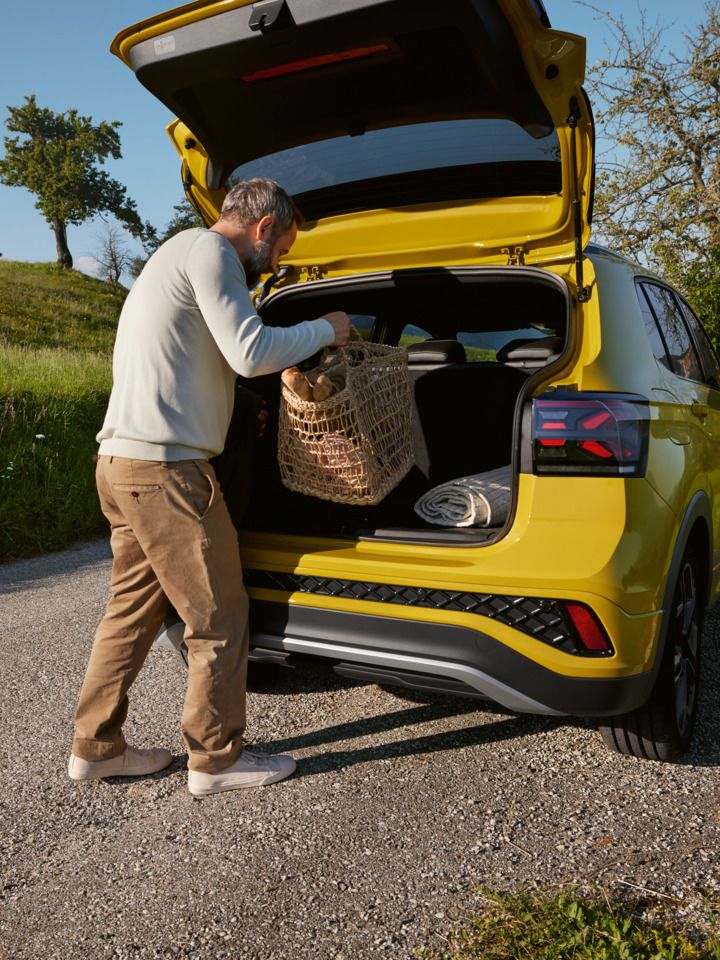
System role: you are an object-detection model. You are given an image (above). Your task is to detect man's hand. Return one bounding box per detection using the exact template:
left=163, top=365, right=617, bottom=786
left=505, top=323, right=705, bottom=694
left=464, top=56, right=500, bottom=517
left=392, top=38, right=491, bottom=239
left=323, top=311, right=352, bottom=346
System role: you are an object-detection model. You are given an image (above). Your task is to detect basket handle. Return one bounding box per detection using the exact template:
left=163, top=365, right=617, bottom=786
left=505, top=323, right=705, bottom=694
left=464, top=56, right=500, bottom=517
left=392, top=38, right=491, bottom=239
left=318, top=324, right=364, bottom=365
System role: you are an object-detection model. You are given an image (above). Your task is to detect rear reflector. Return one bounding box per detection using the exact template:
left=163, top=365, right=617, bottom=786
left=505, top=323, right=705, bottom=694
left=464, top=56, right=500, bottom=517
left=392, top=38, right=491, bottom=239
left=242, top=44, right=391, bottom=82
left=564, top=602, right=613, bottom=653
left=532, top=392, right=649, bottom=476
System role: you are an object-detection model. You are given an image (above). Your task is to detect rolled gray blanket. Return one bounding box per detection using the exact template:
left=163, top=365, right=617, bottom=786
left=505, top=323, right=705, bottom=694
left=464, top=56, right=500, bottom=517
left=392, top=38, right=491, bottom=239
left=414, top=465, right=512, bottom=528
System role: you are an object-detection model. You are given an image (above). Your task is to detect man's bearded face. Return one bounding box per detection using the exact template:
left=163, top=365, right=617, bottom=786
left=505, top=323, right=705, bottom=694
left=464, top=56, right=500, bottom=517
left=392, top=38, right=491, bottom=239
left=243, top=228, right=278, bottom=288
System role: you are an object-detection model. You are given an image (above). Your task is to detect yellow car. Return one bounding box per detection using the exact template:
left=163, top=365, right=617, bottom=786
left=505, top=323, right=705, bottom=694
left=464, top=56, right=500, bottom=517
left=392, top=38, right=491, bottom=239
left=113, top=0, right=719, bottom=761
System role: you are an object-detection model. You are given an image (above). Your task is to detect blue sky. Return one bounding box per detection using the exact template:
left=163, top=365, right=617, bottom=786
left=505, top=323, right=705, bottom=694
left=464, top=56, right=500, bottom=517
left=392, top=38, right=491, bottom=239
left=0, top=0, right=711, bottom=275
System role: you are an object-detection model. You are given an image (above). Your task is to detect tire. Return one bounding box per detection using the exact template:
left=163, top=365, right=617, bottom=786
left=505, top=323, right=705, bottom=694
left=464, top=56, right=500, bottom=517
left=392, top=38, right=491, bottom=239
left=599, top=541, right=704, bottom=762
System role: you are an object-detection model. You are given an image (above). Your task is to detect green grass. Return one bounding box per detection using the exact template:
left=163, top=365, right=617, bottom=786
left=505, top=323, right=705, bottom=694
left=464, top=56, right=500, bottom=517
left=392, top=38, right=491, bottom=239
left=0, top=259, right=124, bottom=353
left=416, top=890, right=720, bottom=960
left=0, top=346, right=112, bottom=560
left=1, top=343, right=112, bottom=394
left=0, top=262, right=122, bottom=560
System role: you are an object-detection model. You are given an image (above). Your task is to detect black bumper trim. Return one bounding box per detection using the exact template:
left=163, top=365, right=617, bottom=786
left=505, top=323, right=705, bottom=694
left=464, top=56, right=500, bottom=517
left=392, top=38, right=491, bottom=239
left=248, top=599, right=653, bottom=717
left=244, top=569, right=612, bottom=657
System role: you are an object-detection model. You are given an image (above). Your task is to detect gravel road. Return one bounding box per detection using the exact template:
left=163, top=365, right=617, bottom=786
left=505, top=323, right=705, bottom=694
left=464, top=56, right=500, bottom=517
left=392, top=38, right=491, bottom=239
left=1, top=539, right=719, bottom=959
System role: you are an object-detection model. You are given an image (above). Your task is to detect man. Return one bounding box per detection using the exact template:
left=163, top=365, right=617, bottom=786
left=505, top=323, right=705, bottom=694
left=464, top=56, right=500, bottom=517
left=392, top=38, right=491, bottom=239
left=68, top=178, right=350, bottom=797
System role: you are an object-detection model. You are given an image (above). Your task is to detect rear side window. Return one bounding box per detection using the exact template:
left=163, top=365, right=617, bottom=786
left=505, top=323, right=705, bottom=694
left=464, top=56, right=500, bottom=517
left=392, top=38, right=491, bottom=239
left=678, top=300, right=720, bottom=389
left=641, top=283, right=704, bottom=382
left=349, top=314, right=376, bottom=340
left=398, top=323, right=555, bottom=362
left=636, top=284, right=671, bottom=371
left=399, top=323, right=433, bottom=348
left=457, top=327, right=553, bottom=362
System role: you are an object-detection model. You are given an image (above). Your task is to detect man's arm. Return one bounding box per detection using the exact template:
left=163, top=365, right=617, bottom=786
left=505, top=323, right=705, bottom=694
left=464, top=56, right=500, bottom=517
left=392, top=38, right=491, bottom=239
left=187, top=232, right=348, bottom=377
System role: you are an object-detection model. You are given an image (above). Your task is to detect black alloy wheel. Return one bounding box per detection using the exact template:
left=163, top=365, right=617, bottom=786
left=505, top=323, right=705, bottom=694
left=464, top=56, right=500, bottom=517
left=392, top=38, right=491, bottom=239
left=671, top=556, right=700, bottom=741
left=599, top=541, right=704, bottom=762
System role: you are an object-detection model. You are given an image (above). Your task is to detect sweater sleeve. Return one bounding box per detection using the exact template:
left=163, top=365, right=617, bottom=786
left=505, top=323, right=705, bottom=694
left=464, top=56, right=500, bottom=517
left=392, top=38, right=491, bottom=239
left=185, top=231, right=335, bottom=377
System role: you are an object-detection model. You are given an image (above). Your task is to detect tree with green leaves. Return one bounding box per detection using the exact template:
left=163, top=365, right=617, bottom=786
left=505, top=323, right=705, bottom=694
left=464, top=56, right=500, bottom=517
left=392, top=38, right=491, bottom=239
left=682, top=245, right=720, bottom=346
left=0, top=95, right=154, bottom=269
left=586, top=3, right=720, bottom=340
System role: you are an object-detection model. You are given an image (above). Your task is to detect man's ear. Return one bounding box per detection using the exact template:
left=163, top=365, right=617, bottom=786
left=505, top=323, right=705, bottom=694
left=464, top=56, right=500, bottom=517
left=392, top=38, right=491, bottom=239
left=255, top=215, right=274, bottom=241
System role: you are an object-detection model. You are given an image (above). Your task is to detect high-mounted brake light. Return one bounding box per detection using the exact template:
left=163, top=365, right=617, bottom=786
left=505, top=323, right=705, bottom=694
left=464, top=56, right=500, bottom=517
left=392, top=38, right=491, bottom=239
left=242, top=44, right=391, bottom=82
left=532, top=392, right=649, bottom=477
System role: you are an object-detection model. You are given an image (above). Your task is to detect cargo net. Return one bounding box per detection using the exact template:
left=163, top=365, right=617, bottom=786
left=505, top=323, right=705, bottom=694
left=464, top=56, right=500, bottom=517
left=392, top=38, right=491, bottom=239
left=278, top=339, right=414, bottom=505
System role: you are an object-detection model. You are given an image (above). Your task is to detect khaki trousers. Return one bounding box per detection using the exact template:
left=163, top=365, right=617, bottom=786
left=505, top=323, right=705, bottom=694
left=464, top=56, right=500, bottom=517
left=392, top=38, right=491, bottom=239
left=72, top=455, right=248, bottom=773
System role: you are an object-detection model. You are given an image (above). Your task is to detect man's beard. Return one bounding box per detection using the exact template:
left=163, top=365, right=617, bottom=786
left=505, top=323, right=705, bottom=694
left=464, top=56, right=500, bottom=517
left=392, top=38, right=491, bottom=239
left=242, top=234, right=275, bottom=288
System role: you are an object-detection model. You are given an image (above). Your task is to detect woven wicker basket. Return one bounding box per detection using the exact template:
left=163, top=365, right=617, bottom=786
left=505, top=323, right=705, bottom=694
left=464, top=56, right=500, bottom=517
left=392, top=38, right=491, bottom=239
left=278, top=339, right=413, bottom=505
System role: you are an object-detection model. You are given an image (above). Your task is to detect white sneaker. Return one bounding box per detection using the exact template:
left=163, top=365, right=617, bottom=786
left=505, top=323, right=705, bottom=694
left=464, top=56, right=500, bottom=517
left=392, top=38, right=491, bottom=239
left=187, top=749, right=297, bottom=796
left=68, top=746, right=172, bottom=781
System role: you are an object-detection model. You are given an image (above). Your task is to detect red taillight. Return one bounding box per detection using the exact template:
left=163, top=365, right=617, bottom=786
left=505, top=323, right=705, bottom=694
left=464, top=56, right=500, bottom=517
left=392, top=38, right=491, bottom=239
left=564, top=603, right=613, bottom=654
left=578, top=439, right=614, bottom=459
left=580, top=410, right=612, bottom=430
left=532, top=392, right=649, bottom=476
left=242, top=44, right=391, bottom=82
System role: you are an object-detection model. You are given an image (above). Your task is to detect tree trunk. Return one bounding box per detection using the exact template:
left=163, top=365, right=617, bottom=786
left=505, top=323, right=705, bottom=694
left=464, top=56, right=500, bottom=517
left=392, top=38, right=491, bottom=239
left=52, top=219, right=73, bottom=269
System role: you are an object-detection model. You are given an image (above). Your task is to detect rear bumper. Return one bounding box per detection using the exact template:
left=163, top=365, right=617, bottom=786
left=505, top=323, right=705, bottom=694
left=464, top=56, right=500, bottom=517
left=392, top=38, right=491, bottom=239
left=249, top=600, right=655, bottom=717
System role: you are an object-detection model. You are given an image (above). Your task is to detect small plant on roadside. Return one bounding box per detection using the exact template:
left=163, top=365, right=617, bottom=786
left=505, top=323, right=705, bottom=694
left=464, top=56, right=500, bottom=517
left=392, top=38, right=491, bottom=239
left=415, top=889, right=720, bottom=960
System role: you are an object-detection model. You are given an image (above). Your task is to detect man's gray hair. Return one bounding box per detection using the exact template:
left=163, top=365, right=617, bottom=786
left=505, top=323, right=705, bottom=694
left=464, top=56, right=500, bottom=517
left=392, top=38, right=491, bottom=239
left=220, top=178, right=302, bottom=232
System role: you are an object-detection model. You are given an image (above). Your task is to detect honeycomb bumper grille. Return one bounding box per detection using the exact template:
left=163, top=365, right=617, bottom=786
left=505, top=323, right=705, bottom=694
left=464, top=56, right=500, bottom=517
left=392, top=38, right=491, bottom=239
left=243, top=569, right=609, bottom=657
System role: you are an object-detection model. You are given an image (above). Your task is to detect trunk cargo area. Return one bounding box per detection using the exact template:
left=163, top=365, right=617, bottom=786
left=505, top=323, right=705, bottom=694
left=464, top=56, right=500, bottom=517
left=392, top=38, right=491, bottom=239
left=214, top=268, right=570, bottom=545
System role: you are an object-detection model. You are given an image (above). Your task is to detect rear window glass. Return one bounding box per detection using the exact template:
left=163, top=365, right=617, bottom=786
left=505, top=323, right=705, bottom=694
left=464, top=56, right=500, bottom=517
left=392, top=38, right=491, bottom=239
left=228, top=119, right=561, bottom=216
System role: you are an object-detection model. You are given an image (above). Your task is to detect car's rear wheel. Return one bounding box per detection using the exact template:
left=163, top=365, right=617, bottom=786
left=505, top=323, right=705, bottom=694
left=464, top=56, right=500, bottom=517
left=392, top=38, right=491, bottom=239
left=599, top=542, right=704, bottom=762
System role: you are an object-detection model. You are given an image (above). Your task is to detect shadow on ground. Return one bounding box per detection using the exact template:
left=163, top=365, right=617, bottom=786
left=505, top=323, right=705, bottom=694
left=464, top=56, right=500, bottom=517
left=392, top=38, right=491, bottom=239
left=246, top=605, right=720, bottom=772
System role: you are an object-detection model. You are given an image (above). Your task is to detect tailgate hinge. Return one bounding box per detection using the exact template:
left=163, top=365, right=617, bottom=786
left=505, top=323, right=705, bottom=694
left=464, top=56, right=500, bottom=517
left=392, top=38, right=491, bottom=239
left=302, top=264, right=328, bottom=282
left=502, top=246, right=526, bottom=266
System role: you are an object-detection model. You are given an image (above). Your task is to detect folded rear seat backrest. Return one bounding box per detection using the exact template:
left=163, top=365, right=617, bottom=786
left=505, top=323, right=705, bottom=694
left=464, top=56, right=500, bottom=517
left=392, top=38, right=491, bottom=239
left=412, top=361, right=528, bottom=484
left=407, top=340, right=465, bottom=481
left=496, top=335, right=564, bottom=369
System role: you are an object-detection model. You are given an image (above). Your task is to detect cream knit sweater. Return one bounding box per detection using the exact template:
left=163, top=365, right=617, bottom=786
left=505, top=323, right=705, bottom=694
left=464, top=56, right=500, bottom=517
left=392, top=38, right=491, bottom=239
left=97, top=229, right=334, bottom=461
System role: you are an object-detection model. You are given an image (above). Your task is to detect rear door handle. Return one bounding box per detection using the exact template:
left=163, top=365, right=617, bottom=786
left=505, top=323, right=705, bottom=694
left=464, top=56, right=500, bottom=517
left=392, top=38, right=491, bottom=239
left=691, top=400, right=709, bottom=419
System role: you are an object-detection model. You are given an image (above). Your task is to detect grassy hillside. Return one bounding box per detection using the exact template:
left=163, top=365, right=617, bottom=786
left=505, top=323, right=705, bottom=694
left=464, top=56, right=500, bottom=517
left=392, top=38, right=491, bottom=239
left=0, top=259, right=124, bottom=353
left=0, top=262, right=123, bottom=560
